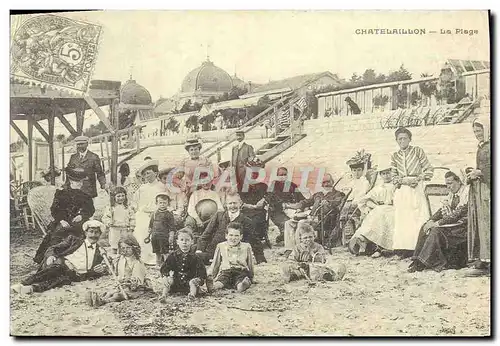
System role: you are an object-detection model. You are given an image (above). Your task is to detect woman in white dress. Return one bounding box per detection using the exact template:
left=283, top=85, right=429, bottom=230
left=391, top=127, right=433, bottom=257
left=349, top=161, right=396, bottom=257
left=133, top=160, right=165, bottom=266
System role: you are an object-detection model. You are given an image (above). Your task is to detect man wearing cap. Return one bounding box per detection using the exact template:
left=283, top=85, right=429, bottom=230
left=231, top=131, right=255, bottom=191
left=34, top=167, right=95, bottom=264
left=12, top=220, right=108, bottom=295
left=67, top=136, right=107, bottom=199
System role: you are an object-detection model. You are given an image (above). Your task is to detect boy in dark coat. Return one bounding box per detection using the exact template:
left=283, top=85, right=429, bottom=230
left=149, top=193, right=176, bottom=267
left=160, top=228, right=207, bottom=301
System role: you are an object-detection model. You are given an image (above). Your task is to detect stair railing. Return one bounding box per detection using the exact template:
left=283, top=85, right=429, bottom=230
left=202, top=93, right=304, bottom=160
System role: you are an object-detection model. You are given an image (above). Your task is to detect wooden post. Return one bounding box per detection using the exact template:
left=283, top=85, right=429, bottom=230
left=99, top=136, right=105, bottom=171
left=105, top=135, right=111, bottom=176
left=27, top=117, right=33, bottom=181
left=48, top=113, right=56, bottom=185
left=135, top=127, right=141, bottom=153
left=61, top=145, right=65, bottom=180
left=110, top=99, right=119, bottom=186
left=76, top=104, right=85, bottom=135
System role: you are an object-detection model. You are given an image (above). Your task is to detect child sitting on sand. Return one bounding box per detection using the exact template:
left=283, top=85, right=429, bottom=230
left=159, top=228, right=207, bottom=301
left=86, top=234, right=152, bottom=307
left=281, top=223, right=346, bottom=283
left=207, top=221, right=254, bottom=293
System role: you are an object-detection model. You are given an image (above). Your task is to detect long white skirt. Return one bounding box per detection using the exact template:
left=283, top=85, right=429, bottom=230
left=392, top=183, right=430, bottom=250
left=354, top=205, right=395, bottom=250
left=135, top=211, right=157, bottom=265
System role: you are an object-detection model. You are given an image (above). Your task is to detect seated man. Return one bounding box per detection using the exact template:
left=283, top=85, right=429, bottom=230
left=184, top=172, right=224, bottom=238
left=283, top=173, right=345, bottom=249
left=196, top=191, right=266, bottom=264
left=11, top=220, right=109, bottom=294
left=34, top=167, right=95, bottom=264
left=269, top=167, right=305, bottom=243
left=408, top=171, right=469, bottom=272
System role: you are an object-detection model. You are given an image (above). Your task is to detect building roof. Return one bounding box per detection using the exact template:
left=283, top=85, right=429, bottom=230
left=198, top=93, right=284, bottom=118
left=120, top=79, right=152, bottom=105
left=241, top=71, right=340, bottom=98
left=10, top=79, right=120, bottom=120
left=443, top=59, right=490, bottom=75
left=154, top=98, right=178, bottom=115
left=181, top=59, right=234, bottom=94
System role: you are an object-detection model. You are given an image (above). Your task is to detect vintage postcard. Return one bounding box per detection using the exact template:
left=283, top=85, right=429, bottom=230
left=9, top=10, right=491, bottom=336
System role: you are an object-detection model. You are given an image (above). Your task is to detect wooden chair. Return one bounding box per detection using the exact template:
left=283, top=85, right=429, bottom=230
left=16, top=181, right=43, bottom=231
left=424, top=167, right=451, bottom=216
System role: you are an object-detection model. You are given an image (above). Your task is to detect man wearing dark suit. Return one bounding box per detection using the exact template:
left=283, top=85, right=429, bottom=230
left=12, top=221, right=108, bottom=294
left=408, top=171, right=469, bottom=272
left=231, top=131, right=255, bottom=191
left=67, top=136, right=106, bottom=199
left=34, top=167, right=95, bottom=264
left=196, top=192, right=266, bottom=264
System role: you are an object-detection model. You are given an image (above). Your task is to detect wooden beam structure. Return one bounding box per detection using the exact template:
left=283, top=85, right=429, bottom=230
left=10, top=79, right=121, bottom=184
left=110, top=99, right=120, bottom=186
left=48, top=113, right=56, bottom=185
left=83, top=94, right=115, bottom=134
left=10, top=120, right=28, bottom=145
left=27, top=118, right=33, bottom=181
left=32, top=120, right=50, bottom=141
left=56, top=112, right=78, bottom=136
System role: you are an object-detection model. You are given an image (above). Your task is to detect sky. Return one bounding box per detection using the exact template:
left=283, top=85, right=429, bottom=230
left=10, top=10, right=490, bottom=142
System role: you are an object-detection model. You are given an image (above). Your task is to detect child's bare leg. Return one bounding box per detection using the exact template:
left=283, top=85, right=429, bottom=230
left=188, top=278, right=202, bottom=299
left=211, top=281, right=224, bottom=291
left=155, top=254, right=163, bottom=267
left=236, top=277, right=252, bottom=293
left=159, top=277, right=173, bottom=303
left=280, top=264, right=292, bottom=283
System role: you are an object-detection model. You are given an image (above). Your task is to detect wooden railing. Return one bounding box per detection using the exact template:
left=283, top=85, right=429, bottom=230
left=200, top=93, right=297, bottom=159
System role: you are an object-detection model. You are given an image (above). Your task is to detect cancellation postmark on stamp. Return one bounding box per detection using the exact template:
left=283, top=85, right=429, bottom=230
left=10, top=14, right=102, bottom=94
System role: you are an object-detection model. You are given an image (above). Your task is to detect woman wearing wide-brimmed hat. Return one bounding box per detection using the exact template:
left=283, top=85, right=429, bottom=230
left=132, top=159, right=164, bottom=265
left=179, top=139, right=214, bottom=191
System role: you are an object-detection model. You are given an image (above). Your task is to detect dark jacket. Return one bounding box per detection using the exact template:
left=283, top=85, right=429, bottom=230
left=51, top=188, right=95, bottom=226
left=231, top=142, right=255, bottom=169
left=67, top=150, right=106, bottom=198
left=34, top=188, right=95, bottom=264
left=160, top=249, right=207, bottom=285
left=197, top=210, right=255, bottom=256
left=44, top=235, right=105, bottom=280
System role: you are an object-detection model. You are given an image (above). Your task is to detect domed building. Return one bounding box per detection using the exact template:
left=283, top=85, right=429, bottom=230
left=121, top=78, right=153, bottom=105
left=176, top=59, right=235, bottom=106
left=120, top=77, right=155, bottom=127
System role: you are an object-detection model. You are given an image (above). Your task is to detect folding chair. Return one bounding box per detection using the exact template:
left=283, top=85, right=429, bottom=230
left=424, top=167, right=451, bottom=216
left=27, top=185, right=57, bottom=236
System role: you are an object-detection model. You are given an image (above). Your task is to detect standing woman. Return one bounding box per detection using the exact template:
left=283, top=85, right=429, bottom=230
left=465, top=116, right=491, bottom=277
left=391, top=127, right=433, bottom=257
left=133, top=160, right=164, bottom=266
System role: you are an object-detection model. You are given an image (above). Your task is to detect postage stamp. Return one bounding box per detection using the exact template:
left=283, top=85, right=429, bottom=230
left=10, top=14, right=102, bottom=94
